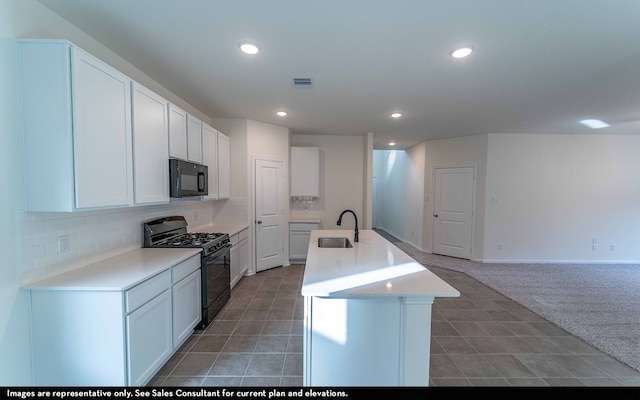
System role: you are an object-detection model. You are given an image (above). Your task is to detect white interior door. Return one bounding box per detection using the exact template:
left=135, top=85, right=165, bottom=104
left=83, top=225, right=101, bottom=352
left=255, top=158, right=285, bottom=272
left=433, top=166, right=475, bottom=259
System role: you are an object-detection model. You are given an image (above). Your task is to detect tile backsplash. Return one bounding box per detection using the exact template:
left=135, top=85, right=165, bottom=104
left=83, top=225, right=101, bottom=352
left=19, top=197, right=248, bottom=283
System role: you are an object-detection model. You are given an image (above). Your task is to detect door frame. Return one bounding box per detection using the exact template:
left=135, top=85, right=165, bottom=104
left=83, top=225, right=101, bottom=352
left=431, top=164, right=477, bottom=260
left=250, top=155, right=287, bottom=274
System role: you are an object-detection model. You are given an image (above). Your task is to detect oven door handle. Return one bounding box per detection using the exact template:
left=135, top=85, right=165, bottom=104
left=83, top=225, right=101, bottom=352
left=205, top=243, right=231, bottom=261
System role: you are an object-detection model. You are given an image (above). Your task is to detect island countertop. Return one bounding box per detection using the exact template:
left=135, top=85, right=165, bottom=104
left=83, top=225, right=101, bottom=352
left=302, top=229, right=460, bottom=298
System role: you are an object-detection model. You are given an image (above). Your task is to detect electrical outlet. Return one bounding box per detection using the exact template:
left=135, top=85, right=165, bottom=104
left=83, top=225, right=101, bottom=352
left=592, top=244, right=598, bottom=251
left=497, top=243, right=503, bottom=250
left=58, top=235, right=70, bottom=254
left=611, top=244, right=616, bottom=252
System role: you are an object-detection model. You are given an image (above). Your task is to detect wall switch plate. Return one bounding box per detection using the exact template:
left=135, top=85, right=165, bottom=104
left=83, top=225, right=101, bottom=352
left=58, top=235, right=70, bottom=254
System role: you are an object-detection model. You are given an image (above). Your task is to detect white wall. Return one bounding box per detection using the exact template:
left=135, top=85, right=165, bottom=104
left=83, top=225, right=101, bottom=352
left=374, top=144, right=426, bottom=249
left=290, top=134, right=366, bottom=232
left=484, top=133, right=640, bottom=262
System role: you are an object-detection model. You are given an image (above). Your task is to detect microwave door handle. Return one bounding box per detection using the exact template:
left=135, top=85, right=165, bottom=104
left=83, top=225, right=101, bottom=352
left=198, top=172, right=206, bottom=191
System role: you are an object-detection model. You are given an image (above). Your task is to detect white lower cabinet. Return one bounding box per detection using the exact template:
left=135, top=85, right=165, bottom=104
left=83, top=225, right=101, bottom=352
left=126, top=286, right=173, bottom=386
left=171, top=257, right=202, bottom=347
left=28, top=254, right=201, bottom=386
left=289, top=222, right=319, bottom=262
left=230, top=228, right=249, bottom=289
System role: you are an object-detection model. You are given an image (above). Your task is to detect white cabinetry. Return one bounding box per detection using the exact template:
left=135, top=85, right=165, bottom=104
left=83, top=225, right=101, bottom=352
left=289, top=222, right=319, bottom=262
left=27, top=253, right=201, bottom=386
left=290, top=146, right=319, bottom=197
left=171, top=256, right=202, bottom=347
left=168, top=104, right=188, bottom=161
left=217, top=132, right=231, bottom=199
left=169, top=109, right=203, bottom=164
left=131, top=82, right=169, bottom=205
left=202, top=124, right=219, bottom=200
left=125, top=271, right=173, bottom=386
left=187, top=114, right=203, bottom=164
left=18, top=39, right=133, bottom=211
left=169, top=106, right=203, bottom=164
left=230, top=228, right=249, bottom=289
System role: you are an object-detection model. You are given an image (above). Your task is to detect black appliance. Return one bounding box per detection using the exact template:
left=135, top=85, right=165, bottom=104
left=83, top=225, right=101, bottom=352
left=143, top=216, right=230, bottom=329
left=169, top=159, right=208, bottom=198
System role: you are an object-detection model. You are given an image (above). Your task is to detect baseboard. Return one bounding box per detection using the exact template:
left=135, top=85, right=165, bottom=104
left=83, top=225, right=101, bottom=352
left=480, top=259, right=640, bottom=264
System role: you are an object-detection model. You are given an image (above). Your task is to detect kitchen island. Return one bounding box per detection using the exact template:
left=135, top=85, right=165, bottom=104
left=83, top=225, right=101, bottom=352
left=302, top=230, right=459, bottom=386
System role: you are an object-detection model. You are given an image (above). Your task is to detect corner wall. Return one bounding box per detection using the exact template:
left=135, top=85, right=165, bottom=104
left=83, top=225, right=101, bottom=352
left=374, top=144, right=426, bottom=249
left=290, top=134, right=366, bottom=232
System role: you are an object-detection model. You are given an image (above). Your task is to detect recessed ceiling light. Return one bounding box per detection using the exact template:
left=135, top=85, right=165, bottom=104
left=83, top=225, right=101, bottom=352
left=276, top=111, right=288, bottom=117
left=238, top=41, right=260, bottom=55
left=579, top=119, right=610, bottom=129
left=388, top=142, right=396, bottom=146
left=450, top=46, right=474, bottom=59
left=390, top=113, right=402, bottom=119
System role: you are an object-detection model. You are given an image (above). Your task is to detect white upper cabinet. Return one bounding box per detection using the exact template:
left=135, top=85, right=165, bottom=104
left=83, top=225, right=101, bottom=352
left=291, top=146, right=320, bottom=197
left=19, top=39, right=134, bottom=211
left=131, top=83, right=170, bottom=205
left=168, top=104, right=188, bottom=161
left=217, top=132, right=231, bottom=199
left=186, top=114, right=203, bottom=164
left=201, top=123, right=219, bottom=200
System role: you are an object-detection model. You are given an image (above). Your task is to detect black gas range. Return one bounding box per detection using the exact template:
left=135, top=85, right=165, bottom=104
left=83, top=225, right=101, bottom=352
left=143, top=216, right=231, bottom=329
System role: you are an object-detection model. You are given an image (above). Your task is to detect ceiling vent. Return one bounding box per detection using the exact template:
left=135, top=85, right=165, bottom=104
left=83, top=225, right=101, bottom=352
left=292, top=77, right=313, bottom=88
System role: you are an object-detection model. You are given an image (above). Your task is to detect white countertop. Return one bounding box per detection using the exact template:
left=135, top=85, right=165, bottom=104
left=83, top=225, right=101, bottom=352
left=23, top=248, right=201, bottom=291
left=302, top=230, right=460, bottom=298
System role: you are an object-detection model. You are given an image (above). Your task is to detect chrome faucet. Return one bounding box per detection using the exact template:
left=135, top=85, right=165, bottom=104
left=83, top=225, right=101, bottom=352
left=336, top=209, right=359, bottom=242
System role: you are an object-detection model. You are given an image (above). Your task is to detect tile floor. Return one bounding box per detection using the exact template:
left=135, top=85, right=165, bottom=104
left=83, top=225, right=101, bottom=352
left=149, top=246, right=640, bottom=387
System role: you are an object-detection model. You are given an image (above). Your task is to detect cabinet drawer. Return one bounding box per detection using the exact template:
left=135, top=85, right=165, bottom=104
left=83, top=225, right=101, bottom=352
left=172, top=255, right=201, bottom=283
left=290, top=223, right=319, bottom=232
left=125, top=270, right=171, bottom=313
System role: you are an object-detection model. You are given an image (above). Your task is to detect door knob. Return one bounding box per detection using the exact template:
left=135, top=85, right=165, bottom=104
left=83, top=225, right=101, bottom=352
left=433, top=214, right=438, bottom=218
left=256, top=220, right=263, bottom=224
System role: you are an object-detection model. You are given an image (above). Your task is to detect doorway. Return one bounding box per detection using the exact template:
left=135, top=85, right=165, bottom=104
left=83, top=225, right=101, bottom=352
left=253, top=157, right=285, bottom=272
left=432, top=166, right=475, bottom=259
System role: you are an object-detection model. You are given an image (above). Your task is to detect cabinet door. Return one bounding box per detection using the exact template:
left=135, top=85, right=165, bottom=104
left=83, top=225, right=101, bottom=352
left=168, top=104, right=188, bottom=160
left=71, top=47, right=133, bottom=208
left=187, top=114, right=203, bottom=163
left=132, top=83, right=169, bottom=204
left=217, top=132, right=231, bottom=199
left=202, top=124, right=219, bottom=200
left=126, top=289, right=173, bottom=386
left=172, top=270, right=202, bottom=348
left=290, top=147, right=319, bottom=197
left=289, top=223, right=318, bottom=261
left=230, top=241, right=240, bottom=289
left=239, top=237, right=249, bottom=277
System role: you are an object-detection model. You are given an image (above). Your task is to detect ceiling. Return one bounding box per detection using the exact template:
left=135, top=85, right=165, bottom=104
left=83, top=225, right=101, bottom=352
left=38, top=0, right=640, bottom=149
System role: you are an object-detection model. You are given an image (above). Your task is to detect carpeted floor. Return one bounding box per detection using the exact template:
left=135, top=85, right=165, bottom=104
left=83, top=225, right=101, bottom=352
left=374, top=230, right=640, bottom=373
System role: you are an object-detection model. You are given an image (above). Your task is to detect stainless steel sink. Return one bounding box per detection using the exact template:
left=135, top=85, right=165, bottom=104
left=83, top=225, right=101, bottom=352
left=318, top=237, right=353, bottom=248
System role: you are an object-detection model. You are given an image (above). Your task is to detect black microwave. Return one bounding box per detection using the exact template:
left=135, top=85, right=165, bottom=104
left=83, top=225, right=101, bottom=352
left=169, top=159, right=208, bottom=198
